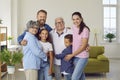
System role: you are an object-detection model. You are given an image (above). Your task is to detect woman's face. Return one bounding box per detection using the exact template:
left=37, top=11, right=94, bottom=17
left=39, top=30, right=48, bottom=41
left=72, top=15, right=82, bottom=27
left=29, top=26, right=38, bottom=35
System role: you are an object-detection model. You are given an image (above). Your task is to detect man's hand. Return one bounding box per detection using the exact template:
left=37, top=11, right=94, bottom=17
left=20, top=40, right=27, bottom=46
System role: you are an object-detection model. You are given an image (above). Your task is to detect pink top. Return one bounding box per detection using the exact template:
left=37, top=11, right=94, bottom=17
left=72, top=25, right=90, bottom=58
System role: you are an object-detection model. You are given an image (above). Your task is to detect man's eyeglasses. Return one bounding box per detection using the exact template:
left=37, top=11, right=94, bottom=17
left=55, top=21, right=63, bottom=25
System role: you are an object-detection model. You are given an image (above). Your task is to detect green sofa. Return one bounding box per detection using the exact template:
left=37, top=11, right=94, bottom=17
left=84, top=46, right=109, bottom=73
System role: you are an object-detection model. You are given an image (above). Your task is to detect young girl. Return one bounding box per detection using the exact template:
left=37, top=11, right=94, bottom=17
left=38, top=29, right=53, bottom=80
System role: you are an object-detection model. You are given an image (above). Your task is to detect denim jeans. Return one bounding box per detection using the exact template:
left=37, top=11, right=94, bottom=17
left=71, top=57, right=88, bottom=80
left=38, top=62, right=52, bottom=80
left=54, top=64, right=62, bottom=80
left=64, top=73, right=72, bottom=80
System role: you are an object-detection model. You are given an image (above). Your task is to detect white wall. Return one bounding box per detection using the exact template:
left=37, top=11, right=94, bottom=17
left=11, top=0, right=120, bottom=58
left=11, top=0, right=19, bottom=45
left=0, top=0, right=11, bottom=35
left=18, top=0, right=103, bottom=44
left=18, top=0, right=102, bottom=33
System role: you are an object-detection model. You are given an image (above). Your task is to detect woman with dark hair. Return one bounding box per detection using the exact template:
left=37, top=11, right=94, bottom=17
left=65, top=12, right=90, bottom=80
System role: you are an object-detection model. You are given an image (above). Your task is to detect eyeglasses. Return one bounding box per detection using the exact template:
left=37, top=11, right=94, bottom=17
left=55, top=21, right=63, bottom=25
left=31, top=27, right=39, bottom=29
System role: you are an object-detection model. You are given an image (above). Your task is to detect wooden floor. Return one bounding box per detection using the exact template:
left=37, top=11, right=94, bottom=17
left=1, top=59, right=120, bottom=80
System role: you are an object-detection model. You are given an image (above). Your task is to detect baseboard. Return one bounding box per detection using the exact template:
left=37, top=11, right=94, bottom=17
left=108, top=58, right=120, bottom=60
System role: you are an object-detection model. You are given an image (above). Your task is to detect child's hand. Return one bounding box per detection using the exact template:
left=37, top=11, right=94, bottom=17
left=86, top=44, right=90, bottom=52
left=55, top=54, right=59, bottom=59
left=48, top=68, right=52, bottom=75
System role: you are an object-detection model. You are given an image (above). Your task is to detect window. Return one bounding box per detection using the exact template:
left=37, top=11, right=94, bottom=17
left=103, top=0, right=117, bottom=40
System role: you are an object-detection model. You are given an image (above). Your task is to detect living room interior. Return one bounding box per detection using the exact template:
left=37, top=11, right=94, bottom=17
left=0, top=0, right=120, bottom=80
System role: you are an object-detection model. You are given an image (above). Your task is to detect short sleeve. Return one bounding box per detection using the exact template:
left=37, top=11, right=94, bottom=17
left=48, top=42, right=53, bottom=52
left=82, top=28, right=90, bottom=39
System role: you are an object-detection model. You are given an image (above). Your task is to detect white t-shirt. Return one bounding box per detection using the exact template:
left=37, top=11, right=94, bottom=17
left=50, top=28, right=72, bottom=65
left=39, top=41, right=53, bottom=54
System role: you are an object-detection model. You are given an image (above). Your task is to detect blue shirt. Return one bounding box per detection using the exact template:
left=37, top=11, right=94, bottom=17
left=17, top=24, right=52, bottom=44
left=55, top=45, right=74, bottom=74
left=22, top=32, right=47, bottom=70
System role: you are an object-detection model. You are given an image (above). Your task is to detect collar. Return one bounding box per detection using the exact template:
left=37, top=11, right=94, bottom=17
left=54, top=27, right=67, bottom=33
left=54, top=28, right=67, bottom=37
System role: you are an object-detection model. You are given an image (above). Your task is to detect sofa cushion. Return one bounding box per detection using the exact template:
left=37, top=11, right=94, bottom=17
left=84, top=58, right=109, bottom=73
left=97, top=55, right=109, bottom=61
left=89, top=46, right=104, bottom=58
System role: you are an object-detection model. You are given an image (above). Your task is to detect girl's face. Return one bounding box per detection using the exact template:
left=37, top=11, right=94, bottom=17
left=39, top=30, right=48, bottom=41
left=29, top=26, right=38, bottom=35
left=72, top=15, right=82, bottom=27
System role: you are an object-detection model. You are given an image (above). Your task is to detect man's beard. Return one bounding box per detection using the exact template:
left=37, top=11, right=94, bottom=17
left=37, top=19, right=45, bottom=27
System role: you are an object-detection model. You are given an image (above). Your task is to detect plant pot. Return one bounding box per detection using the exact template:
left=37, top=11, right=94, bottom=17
left=109, top=39, right=112, bottom=42
left=0, top=23, right=3, bottom=26
left=7, top=66, right=15, bottom=74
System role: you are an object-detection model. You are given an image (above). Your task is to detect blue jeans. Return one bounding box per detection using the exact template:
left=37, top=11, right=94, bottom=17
left=71, top=57, right=88, bottom=80
left=54, top=64, right=62, bottom=80
left=64, top=73, right=72, bottom=80
left=38, top=62, right=52, bottom=80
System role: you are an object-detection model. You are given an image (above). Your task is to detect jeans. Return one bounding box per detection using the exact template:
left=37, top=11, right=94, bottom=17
left=54, top=64, right=62, bottom=80
left=38, top=62, right=52, bottom=80
left=64, top=73, right=72, bottom=80
left=71, top=57, right=88, bottom=80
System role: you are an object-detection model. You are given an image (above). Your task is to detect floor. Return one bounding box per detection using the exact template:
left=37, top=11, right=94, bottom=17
left=1, top=59, right=120, bottom=80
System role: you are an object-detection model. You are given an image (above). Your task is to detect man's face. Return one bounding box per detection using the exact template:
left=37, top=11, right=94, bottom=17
left=37, top=12, right=47, bottom=26
left=55, top=18, right=65, bottom=31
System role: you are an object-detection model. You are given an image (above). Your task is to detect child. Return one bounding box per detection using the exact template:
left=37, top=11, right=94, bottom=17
left=55, top=34, right=74, bottom=80
left=38, top=29, right=53, bottom=80
left=22, top=20, right=47, bottom=80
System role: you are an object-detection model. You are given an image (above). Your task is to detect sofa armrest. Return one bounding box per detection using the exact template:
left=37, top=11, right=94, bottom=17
left=97, top=55, right=108, bottom=61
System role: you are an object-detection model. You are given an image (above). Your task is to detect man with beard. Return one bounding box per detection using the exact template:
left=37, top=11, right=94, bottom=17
left=17, top=9, right=52, bottom=45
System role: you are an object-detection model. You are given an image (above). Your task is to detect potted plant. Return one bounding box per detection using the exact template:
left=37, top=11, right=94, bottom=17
left=0, top=49, right=23, bottom=74
left=105, top=33, right=115, bottom=42
left=7, top=36, right=14, bottom=46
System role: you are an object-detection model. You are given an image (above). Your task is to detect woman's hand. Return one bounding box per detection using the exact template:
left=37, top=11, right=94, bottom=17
left=65, top=54, right=73, bottom=61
